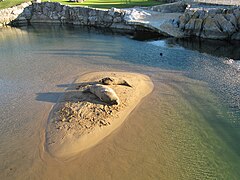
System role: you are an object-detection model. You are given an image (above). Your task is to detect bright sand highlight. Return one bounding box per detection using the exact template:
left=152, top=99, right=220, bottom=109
left=46, top=71, right=154, bottom=159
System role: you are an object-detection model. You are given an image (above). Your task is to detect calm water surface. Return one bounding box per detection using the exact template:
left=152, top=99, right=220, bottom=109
left=0, top=25, right=239, bottom=180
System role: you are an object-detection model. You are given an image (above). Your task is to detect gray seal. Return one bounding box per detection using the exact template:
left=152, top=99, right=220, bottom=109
left=84, top=84, right=120, bottom=105
left=99, top=77, right=132, bottom=87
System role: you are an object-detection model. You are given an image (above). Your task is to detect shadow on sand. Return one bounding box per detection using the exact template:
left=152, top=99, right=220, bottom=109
left=35, top=81, right=109, bottom=105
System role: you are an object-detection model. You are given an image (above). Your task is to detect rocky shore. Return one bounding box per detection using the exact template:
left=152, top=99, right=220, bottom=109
left=178, top=5, right=240, bottom=40
left=0, top=2, right=133, bottom=30
left=0, top=2, right=32, bottom=27
left=1, top=1, right=240, bottom=41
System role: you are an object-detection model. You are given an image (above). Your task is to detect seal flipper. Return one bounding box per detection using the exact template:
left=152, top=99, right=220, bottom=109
left=120, top=80, right=132, bottom=87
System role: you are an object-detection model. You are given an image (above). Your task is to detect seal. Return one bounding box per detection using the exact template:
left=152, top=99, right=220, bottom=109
left=99, top=77, right=132, bottom=87
left=84, top=84, right=120, bottom=105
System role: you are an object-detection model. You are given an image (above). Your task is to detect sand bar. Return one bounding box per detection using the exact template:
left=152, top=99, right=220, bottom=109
left=46, top=71, right=154, bottom=159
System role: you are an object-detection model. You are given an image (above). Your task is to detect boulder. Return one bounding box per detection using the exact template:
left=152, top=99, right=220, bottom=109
left=185, top=18, right=195, bottom=31
left=179, top=13, right=190, bottom=30
left=214, top=14, right=236, bottom=35
left=225, top=13, right=238, bottom=28
left=193, top=19, right=203, bottom=36
left=233, top=8, right=240, bottom=19
left=201, top=16, right=228, bottom=39
left=184, top=18, right=203, bottom=36
left=23, top=7, right=32, bottom=20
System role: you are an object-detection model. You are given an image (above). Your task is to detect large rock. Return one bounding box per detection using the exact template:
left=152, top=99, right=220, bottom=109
left=201, top=16, right=228, bottom=39
left=179, top=13, right=191, bottom=29
left=185, top=18, right=203, bottom=36
left=225, top=13, right=238, bottom=28
left=214, top=14, right=236, bottom=35
left=233, top=8, right=240, bottom=19
left=184, top=19, right=195, bottom=31
left=178, top=5, right=240, bottom=40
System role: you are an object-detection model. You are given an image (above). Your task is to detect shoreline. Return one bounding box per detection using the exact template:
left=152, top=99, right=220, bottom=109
left=1, top=1, right=240, bottom=41
left=1, top=22, right=240, bottom=179
left=45, top=71, right=154, bottom=159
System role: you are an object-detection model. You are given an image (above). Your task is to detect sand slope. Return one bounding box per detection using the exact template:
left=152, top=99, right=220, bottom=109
left=46, top=72, right=154, bottom=159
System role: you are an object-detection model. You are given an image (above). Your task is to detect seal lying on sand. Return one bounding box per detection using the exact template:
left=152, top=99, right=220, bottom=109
left=99, top=77, right=132, bottom=87
left=84, top=84, right=120, bottom=105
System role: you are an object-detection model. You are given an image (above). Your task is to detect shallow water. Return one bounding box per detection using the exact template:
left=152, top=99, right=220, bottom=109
left=0, top=25, right=239, bottom=179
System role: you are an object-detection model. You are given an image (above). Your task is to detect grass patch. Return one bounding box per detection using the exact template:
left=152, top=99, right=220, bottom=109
left=46, top=0, right=164, bottom=9
left=0, top=0, right=164, bottom=10
left=0, top=0, right=28, bottom=9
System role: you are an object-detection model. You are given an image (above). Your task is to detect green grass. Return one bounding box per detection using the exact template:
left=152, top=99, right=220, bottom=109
left=0, top=0, right=164, bottom=10
left=46, top=0, right=164, bottom=9
left=0, top=0, right=28, bottom=9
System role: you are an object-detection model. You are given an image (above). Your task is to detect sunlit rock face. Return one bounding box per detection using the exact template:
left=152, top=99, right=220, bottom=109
left=0, top=2, right=32, bottom=26
left=0, top=2, right=132, bottom=30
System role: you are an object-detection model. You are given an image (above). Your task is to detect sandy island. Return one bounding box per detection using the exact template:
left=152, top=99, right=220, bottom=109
left=46, top=71, right=154, bottom=159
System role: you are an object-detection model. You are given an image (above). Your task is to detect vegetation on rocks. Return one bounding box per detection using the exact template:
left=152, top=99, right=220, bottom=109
left=0, top=0, right=27, bottom=10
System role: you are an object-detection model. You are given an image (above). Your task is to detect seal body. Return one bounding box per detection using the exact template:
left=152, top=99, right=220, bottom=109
left=99, top=77, right=132, bottom=87
left=88, top=84, right=120, bottom=105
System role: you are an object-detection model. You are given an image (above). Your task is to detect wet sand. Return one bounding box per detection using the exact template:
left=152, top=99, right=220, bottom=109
left=46, top=72, right=153, bottom=158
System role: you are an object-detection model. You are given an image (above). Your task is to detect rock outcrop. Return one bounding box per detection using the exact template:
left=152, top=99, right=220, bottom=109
left=178, top=5, right=240, bottom=40
left=0, top=2, right=32, bottom=26
left=0, top=2, right=133, bottom=30
left=1, top=1, right=240, bottom=41
left=30, top=2, right=131, bottom=29
left=0, top=2, right=185, bottom=37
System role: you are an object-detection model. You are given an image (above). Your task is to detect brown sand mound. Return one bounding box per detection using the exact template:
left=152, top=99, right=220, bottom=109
left=46, top=72, right=154, bottom=159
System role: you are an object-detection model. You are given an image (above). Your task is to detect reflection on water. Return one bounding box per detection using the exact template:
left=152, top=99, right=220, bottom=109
left=0, top=25, right=240, bottom=179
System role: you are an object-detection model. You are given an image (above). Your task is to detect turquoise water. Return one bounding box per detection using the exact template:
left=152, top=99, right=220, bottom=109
left=0, top=25, right=239, bottom=179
